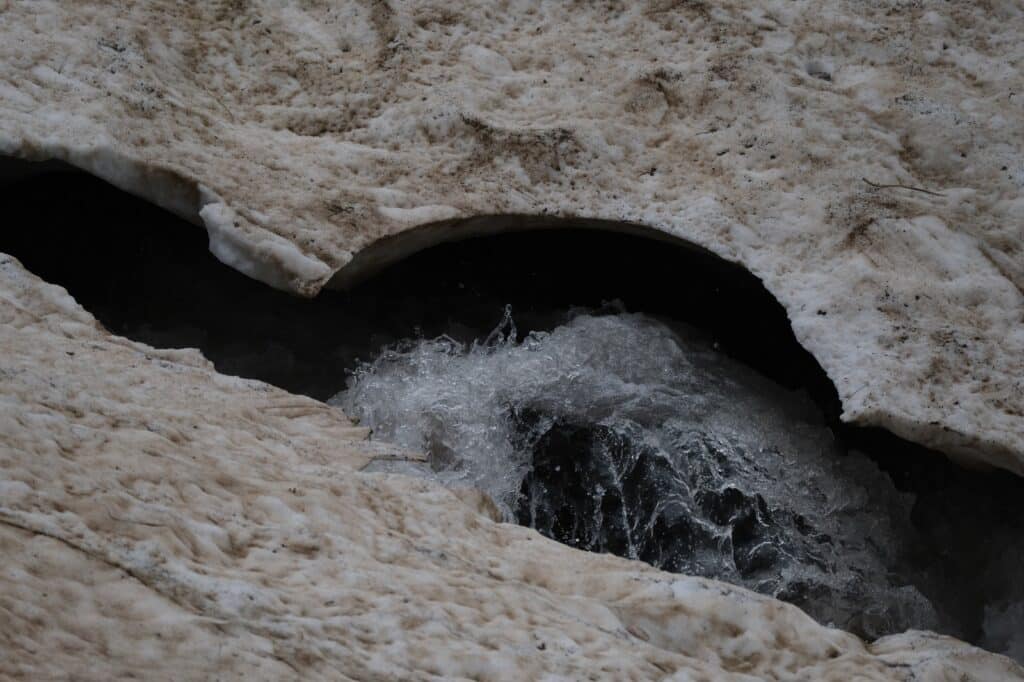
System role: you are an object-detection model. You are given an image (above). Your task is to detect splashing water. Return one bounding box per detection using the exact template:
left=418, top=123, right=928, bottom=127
left=331, top=308, right=1011, bottom=643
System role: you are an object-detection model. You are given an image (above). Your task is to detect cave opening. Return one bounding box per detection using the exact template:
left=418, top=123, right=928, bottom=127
left=3, top=167, right=1024, bottom=660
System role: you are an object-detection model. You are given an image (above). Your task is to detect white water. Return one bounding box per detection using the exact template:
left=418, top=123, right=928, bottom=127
left=332, top=308, right=1022, bottom=649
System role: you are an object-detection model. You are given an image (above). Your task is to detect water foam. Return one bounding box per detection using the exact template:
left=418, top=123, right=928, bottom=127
left=332, top=308, right=949, bottom=639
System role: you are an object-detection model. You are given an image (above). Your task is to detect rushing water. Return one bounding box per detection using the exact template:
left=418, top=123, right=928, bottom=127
left=5, top=171, right=1024, bottom=660
left=334, top=307, right=1024, bottom=655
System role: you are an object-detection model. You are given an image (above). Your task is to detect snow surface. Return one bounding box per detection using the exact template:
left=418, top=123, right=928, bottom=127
left=1, top=0, right=1021, bottom=472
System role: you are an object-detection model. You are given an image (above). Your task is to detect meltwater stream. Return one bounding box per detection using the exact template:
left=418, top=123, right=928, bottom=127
left=5, top=169, right=1024, bottom=661
left=335, top=307, right=937, bottom=638
left=334, top=307, right=939, bottom=641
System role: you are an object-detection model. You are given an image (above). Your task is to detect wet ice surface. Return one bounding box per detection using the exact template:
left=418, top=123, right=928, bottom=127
left=334, top=308, right=1022, bottom=652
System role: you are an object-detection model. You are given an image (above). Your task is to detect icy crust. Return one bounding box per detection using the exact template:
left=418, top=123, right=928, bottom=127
left=198, top=188, right=335, bottom=295
left=1, top=254, right=1022, bottom=681
left=2, top=1, right=1021, bottom=473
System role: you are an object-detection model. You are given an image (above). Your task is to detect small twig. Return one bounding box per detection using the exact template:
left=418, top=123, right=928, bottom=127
left=208, top=91, right=237, bottom=123
left=862, top=177, right=945, bottom=197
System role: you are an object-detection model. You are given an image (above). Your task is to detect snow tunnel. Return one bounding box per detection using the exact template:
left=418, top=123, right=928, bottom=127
left=3, top=160, right=1024, bottom=659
